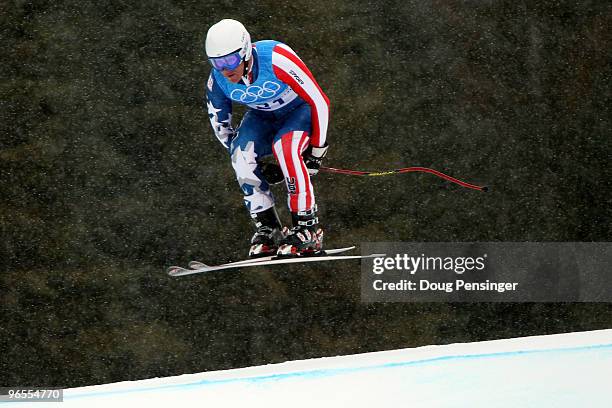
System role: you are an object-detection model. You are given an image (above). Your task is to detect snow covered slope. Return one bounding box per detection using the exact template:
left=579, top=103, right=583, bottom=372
left=13, top=329, right=612, bottom=407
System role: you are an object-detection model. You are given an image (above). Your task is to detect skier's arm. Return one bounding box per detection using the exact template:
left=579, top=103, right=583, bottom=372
left=271, top=44, right=330, bottom=148
left=205, top=73, right=234, bottom=152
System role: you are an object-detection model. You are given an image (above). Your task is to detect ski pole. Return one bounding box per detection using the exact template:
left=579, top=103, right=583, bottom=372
left=319, top=166, right=488, bottom=192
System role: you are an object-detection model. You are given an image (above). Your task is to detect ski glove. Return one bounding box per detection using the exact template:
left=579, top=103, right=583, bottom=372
left=260, top=162, right=285, bottom=185
left=303, top=143, right=329, bottom=176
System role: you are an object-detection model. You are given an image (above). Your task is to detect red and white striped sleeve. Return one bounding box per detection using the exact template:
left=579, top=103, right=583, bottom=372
left=272, top=43, right=330, bottom=147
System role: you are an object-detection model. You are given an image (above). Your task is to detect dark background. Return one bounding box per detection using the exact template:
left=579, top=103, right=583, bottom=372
left=1, top=0, right=610, bottom=387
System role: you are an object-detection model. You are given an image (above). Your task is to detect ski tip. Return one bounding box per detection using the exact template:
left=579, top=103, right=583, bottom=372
left=189, top=261, right=208, bottom=269
left=167, top=266, right=186, bottom=276
left=481, top=186, right=490, bottom=192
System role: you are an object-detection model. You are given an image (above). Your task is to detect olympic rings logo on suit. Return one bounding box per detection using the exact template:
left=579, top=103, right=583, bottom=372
left=230, top=81, right=281, bottom=103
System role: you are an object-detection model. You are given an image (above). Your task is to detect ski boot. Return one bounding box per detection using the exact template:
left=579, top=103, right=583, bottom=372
left=277, top=207, right=323, bottom=257
left=249, top=207, right=284, bottom=258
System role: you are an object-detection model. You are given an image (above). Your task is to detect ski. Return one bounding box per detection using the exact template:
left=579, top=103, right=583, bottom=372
left=167, top=246, right=384, bottom=277
left=187, top=246, right=357, bottom=270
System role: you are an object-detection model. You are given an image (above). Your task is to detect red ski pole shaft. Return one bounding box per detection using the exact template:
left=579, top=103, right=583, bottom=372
left=319, top=166, right=488, bottom=192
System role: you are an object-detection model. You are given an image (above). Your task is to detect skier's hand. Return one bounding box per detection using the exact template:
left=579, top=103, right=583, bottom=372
left=260, top=162, right=285, bottom=185
left=303, top=143, right=329, bottom=176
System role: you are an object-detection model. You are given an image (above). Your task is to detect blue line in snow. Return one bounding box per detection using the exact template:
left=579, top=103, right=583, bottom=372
left=40, top=342, right=612, bottom=401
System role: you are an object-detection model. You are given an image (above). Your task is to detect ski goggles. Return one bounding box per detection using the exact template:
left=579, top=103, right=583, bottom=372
left=209, top=50, right=243, bottom=71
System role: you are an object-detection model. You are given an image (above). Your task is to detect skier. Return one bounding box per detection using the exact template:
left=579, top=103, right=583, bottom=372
left=204, top=19, right=330, bottom=258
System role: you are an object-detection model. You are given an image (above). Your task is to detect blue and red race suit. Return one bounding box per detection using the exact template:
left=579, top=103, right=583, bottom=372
left=206, top=40, right=330, bottom=214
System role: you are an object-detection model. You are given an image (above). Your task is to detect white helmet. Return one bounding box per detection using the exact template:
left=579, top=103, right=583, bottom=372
left=205, top=19, right=252, bottom=61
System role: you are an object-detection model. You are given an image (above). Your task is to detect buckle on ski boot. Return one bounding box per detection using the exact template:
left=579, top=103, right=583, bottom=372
left=249, top=227, right=284, bottom=258
left=276, top=207, right=324, bottom=257
left=276, top=228, right=323, bottom=257
left=249, top=207, right=283, bottom=258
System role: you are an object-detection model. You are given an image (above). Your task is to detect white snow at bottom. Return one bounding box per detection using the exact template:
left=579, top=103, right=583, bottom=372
left=11, top=329, right=612, bottom=407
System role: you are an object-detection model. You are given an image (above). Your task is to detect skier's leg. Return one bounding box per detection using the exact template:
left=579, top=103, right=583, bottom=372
left=231, top=111, right=283, bottom=257
left=272, top=130, right=315, bottom=213
left=230, top=111, right=275, bottom=214
left=271, top=104, right=323, bottom=256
